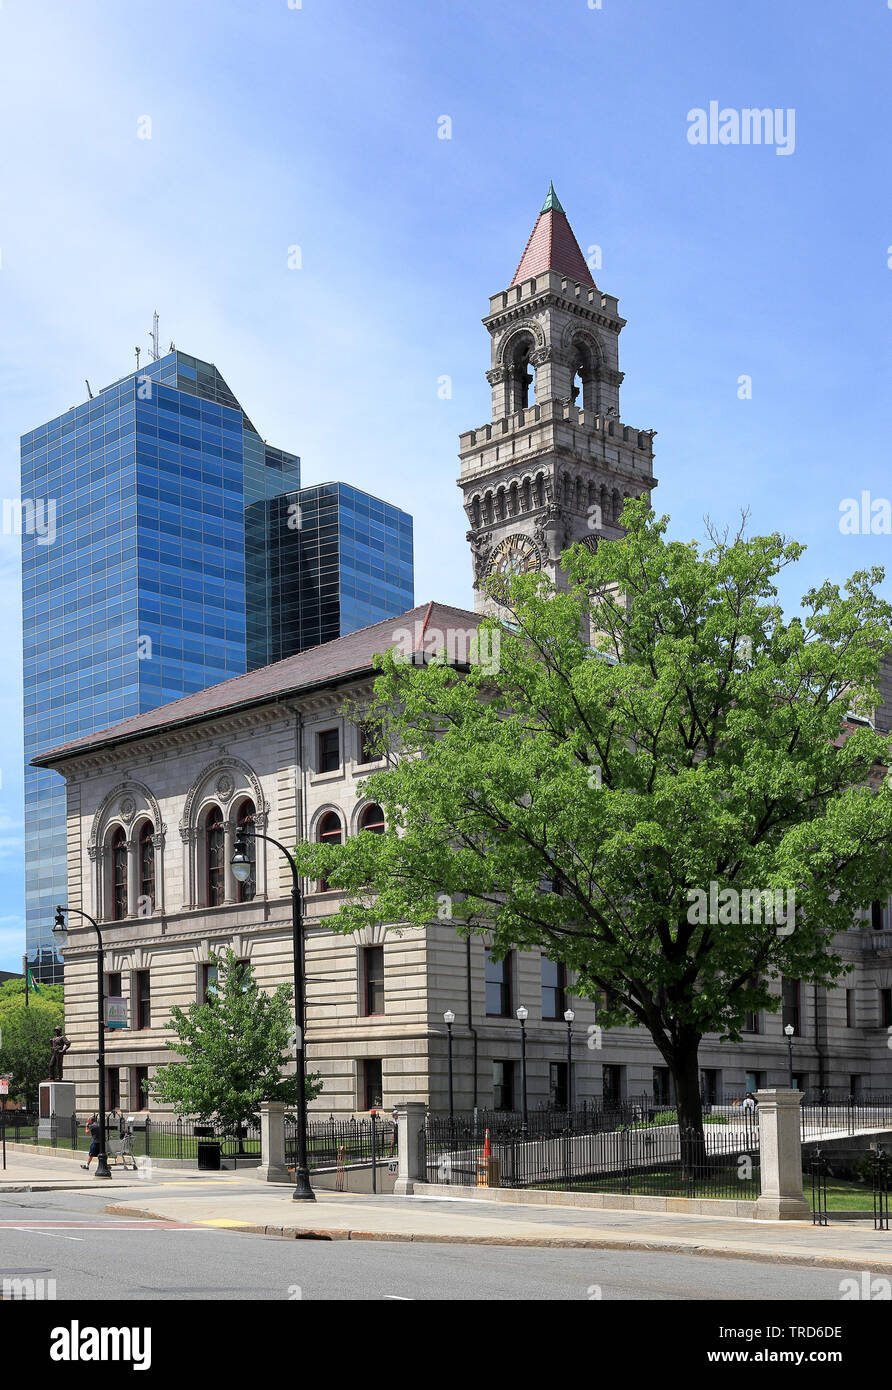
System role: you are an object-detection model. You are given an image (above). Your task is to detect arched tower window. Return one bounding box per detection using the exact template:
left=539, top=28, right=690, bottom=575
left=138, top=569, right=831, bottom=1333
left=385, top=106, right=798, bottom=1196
left=205, top=806, right=226, bottom=907
left=508, top=336, right=536, bottom=412
left=111, top=827, right=128, bottom=921
left=359, top=803, right=386, bottom=834
left=571, top=339, right=599, bottom=413
left=317, top=811, right=343, bottom=892
left=235, top=798, right=256, bottom=903
left=138, top=821, right=155, bottom=914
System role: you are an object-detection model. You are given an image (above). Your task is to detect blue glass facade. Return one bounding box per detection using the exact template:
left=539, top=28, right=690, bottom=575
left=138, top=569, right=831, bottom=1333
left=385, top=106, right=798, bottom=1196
left=262, top=483, right=414, bottom=657
left=21, top=351, right=307, bottom=978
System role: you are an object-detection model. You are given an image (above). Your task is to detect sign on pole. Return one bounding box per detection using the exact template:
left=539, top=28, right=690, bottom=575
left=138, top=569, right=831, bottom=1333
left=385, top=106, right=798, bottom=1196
left=104, top=997, right=128, bottom=1030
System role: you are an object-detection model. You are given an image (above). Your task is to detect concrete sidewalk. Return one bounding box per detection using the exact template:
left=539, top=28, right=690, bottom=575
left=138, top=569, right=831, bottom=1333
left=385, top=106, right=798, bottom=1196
left=104, top=1185, right=892, bottom=1273
left=0, top=1150, right=246, bottom=1191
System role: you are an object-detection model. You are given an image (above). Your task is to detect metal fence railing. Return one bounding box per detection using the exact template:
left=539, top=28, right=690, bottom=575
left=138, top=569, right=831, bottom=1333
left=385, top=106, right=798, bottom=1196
left=807, top=1146, right=890, bottom=1231
left=285, top=1115, right=397, bottom=1171
left=0, top=1112, right=261, bottom=1166
left=423, top=1112, right=761, bottom=1201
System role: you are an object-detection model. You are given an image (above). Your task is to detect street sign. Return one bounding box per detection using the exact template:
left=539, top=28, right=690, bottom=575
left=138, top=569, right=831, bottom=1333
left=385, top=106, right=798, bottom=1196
left=105, top=996, right=128, bottom=1029
left=0, top=1080, right=8, bottom=1096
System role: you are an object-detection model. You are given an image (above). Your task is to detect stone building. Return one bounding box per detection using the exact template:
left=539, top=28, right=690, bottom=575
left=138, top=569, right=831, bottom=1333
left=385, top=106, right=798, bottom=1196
left=33, top=189, right=892, bottom=1117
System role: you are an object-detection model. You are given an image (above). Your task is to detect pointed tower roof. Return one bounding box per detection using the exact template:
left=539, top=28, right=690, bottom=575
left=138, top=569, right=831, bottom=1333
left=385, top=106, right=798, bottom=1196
left=510, top=184, right=595, bottom=288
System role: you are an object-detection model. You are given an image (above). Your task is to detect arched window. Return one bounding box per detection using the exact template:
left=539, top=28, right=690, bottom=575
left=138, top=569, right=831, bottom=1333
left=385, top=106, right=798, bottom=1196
left=138, top=821, right=155, bottom=914
left=205, top=806, right=226, bottom=907
left=359, top=803, right=386, bottom=835
left=235, top=798, right=256, bottom=903
left=317, top=811, right=343, bottom=892
left=111, top=827, right=128, bottom=921
left=508, top=337, right=536, bottom=412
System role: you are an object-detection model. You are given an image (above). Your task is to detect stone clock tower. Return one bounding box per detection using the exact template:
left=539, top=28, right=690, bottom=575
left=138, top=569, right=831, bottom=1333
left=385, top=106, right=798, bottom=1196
left=458, top=184, right=657, bottom=613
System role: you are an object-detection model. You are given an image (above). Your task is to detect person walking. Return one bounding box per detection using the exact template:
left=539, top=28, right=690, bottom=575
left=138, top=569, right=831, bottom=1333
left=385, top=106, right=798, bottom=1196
left=81, top=1114, right=102, bottom=1171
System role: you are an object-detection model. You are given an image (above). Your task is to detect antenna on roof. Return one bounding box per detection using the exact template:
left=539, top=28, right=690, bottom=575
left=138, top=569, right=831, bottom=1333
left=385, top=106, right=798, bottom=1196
left=85, top=380, right=93, bottom=399
left=135, top=346, right=141, bottom=369
left=148, top=310, right=160, bottom=362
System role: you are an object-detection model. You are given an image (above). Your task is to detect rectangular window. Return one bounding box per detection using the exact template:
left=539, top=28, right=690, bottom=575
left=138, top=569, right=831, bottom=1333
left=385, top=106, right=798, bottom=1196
left=106, top=1067, right=120, bottom=1111
left=744, top=1007, right=760, bottom=1034
left=881, top=989, right=892, bottom=1028
left=105, top=971, right=122, bottom=998
left=363, top=1059, right=383, bottom=1111
left=745, top=1070, right=764, bottom=1094
left=364, top=947, right=385, bottom=1016
left=201, top=963, right=218, bottom=1003
left=846, top=989, right=856, bottom=1028
left=541, top=956, right=565, bottom=1020
left=602, top=1064, right=622, bottom=1105
left=358, top=720, right=378, bottom=765
left=871, top=900, right=886, bottom=931
left=132, top=1066, right=149, bottom=1111
left=485, top=950, right=512, bottom=1017
left=493, top=1060, right=514, bottom=1111
left=317, top=728, right=340, bottom=773
left=782, top=977, right=800, bottom=1036
left=135, top=970, right=151, bottom=1030
left=700, top=1068, right=720, bottom=1106
left=549, top=1061, right=568, bottom=1110
left=850, top=1075, right=862, bottom=1101
left=653, top=1067, right=672, bottom=1106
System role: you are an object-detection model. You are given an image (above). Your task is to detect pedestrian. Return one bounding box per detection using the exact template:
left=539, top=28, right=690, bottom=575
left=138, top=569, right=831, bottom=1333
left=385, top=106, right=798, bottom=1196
left=741, top=1091, right=756, bottom=1115
left=81, top=1114, right=103, bottom=1171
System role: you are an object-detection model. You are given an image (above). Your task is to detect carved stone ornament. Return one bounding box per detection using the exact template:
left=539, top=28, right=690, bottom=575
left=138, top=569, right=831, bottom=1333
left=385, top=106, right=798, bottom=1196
left=118, top=796, right=136, bottom=824
left=467, top=531, right=492, bottom=582
left=215, top=774, right=235, bottom=803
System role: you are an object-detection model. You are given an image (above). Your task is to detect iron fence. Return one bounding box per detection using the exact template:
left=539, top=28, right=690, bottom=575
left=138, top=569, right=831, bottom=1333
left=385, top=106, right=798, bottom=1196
left=423, top=1112, right=760, bottom=1201
left=0, top=1111, right=260, bottom=1165
left=285, top=1115, right=396, bottom=1171
left=799, top=1094, right=892, bottom=1142
left=807, top=1146, right=890, bottom=1231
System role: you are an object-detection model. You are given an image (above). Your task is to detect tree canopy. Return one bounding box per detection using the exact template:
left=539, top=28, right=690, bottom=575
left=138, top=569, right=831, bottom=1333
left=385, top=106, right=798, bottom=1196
left=292, top=502, right=892, bottom=1133
left=0, top=986, right=65, bottom=1106
left=150, top=948, right=322, bottom=1129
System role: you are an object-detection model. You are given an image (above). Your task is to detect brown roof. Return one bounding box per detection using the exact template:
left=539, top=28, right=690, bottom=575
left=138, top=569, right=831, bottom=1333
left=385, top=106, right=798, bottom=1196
left=32, top=600, right=481, bottom=768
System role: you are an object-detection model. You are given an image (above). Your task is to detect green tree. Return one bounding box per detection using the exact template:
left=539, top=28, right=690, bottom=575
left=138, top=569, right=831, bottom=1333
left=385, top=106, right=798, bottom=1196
left=150, top=949, right=322, bottom=1129
left=292, top=502, right=892, bottom=1149
left=0, top=993, right=65, bottom=1107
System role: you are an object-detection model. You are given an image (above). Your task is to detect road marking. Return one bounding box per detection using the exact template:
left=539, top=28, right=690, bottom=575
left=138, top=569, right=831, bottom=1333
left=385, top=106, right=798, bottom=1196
left=13, top=1229, right=83, bottom=1241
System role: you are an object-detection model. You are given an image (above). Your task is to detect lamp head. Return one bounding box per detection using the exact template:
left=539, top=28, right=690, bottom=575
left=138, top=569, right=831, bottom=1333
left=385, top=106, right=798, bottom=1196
left=784, top=1024, right=795, bottom=1037
left=564, top=1009, right=575, bottom=1023
left=516, top=1005, right=529, bottom=1023
left=52, top=907, right=68, bottom=949
left=230, top=835, right=252, bottom=883
left=443, top=1009, right=455, bottom=1026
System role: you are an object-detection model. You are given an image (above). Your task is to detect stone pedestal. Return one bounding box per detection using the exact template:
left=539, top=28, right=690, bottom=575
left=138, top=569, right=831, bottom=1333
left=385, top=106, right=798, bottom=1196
left=256, top=1102, right=290, bottom=1183
left=37, top=1081, right=76, bottom=1140
left=394, top=1101, right=426, bottom=1195
left=754, top=1088, right=811, bottom=1221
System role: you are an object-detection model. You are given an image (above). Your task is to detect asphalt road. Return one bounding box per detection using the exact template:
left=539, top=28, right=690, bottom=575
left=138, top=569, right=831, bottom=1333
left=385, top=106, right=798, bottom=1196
left=0, top=1189, right=871, bottom=1301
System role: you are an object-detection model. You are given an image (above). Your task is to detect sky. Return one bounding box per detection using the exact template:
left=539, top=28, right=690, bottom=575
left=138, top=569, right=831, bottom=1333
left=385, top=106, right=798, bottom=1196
left=0, top=0, right=890, bottom=969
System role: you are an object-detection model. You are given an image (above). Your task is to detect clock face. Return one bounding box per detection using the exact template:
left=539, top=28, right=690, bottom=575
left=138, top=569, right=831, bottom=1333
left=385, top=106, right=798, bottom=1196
left=486, top=533, right=543, bottom=578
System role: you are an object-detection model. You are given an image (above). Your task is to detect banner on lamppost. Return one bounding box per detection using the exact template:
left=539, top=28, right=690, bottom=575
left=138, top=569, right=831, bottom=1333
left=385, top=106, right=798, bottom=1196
left=104, top=997, right=128, bottom=1030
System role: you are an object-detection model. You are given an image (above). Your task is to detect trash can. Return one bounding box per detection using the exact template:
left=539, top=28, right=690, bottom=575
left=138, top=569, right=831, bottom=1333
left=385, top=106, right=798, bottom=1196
left=194, top=1126, right=220, bottom=1172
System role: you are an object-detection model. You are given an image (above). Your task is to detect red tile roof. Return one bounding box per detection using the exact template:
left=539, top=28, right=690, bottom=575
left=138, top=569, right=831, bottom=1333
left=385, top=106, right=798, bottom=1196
left=511, top=208, right=595, bottom=288
left=33, top=601, right=481, bottom=767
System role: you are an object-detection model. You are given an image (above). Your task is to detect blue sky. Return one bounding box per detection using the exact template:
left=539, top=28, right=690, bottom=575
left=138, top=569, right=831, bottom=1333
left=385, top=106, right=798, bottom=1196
left=0, top=0, right=890, bottom=968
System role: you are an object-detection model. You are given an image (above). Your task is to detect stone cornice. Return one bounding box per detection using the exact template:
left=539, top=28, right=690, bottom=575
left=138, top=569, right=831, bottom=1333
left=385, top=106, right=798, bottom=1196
left=485, top=289, right=626, bottom=338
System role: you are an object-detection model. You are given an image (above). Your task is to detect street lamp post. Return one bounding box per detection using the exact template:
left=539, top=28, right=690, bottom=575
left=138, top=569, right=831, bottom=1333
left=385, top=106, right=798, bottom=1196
left=52, top=906, right=111, bottom=1180
left=784, top=1023, right=795, bottom=1089
left=443, top=1010, right=455, bottom=1123
left=563, top=1008, right=575, bottom=1117
left=232, top=829, right=315, bottom=1201
left=516, top=1005, right=529, bottom=1136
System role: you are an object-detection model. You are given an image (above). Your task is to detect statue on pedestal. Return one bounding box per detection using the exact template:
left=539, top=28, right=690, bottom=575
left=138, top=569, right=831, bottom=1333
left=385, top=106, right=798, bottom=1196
left=48, top=1026, right=71, bottom=1081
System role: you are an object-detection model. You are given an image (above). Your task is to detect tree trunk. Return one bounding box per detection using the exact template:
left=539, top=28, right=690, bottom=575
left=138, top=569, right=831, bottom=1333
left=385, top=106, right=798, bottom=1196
left=666, top=1036, right=706, bottom=1182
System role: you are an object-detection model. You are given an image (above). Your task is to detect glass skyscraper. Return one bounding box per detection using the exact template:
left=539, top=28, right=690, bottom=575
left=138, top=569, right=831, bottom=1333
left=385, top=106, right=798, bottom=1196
left=261, top=483, right=414, bottom=658
left=22, top=352, right=413, bottom=979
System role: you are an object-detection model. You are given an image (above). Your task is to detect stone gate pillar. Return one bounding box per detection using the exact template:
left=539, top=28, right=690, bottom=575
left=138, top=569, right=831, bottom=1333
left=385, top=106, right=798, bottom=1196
left=754, top=1088, right=811, bottom=1220
left=256, top=1101, right=289, bottom=1183
left=393, top=1101, right=426, bottom=1195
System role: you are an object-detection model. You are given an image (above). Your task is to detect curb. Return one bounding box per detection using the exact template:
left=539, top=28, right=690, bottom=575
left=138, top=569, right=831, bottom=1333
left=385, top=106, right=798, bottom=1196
left=104, top=1205, right=892, bottom=1273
